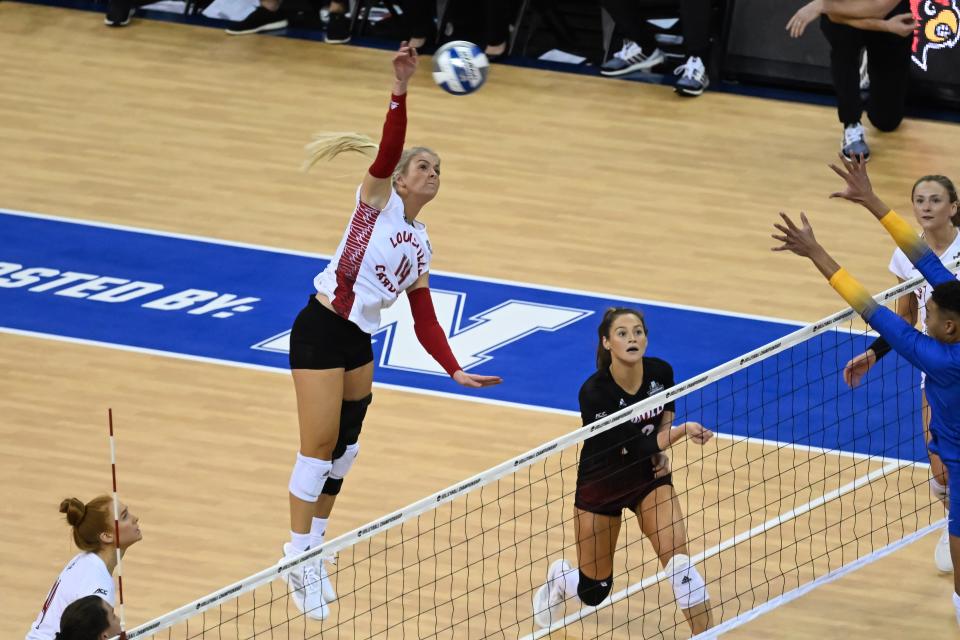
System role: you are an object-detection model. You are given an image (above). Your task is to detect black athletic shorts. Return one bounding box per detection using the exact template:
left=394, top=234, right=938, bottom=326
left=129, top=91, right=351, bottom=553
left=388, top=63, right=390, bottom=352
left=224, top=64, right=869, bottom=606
left=574, top=455, right=673, bottom=517
left=289, top=295, right=374, bottom=371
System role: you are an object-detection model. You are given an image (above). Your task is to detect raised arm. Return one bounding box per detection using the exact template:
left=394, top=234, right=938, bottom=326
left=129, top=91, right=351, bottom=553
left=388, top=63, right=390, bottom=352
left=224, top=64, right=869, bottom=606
left=829, top=155, right=957, bottom=287
left=844, top=276, right=917, bottom=386
left=359, top=43, right=418, bottom=210
left=772, top=212, right=958, bottom=379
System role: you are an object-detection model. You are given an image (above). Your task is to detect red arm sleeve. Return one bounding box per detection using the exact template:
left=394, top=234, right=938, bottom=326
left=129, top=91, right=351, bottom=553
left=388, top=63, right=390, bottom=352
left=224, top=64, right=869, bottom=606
left=408, top=287, right=461, bottom=377
left=368, top=93, right=407, bottom=179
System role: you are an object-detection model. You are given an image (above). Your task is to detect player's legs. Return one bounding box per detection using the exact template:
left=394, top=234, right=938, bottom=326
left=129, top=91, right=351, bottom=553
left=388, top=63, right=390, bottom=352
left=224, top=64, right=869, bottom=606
left=283, top=367, right=343, bottom=619
left=575, top=507, right=621, bottom=583
left=950, top=534, right=960, bottom=626
left=924, top=391, right=949, bottom=494
left=636, top=484, right=713, bottom=634
left=533, top=508, right=621, bottom=627
left=300, top=361, right=373, bottom=604
left=863, top=27, right=910, bottom=132
left=533, top=498, right=622, bottom=626
left=290, top=369, right=343, bottom=535
left=312, top=362, right=373, bottom=522
left=282, top=296, right=373, bottom=619
left=942, top=450, right=960, bottom=625
left=288, top=296, right=374, bottom=543
left=923, top=389, right=953, bottom=573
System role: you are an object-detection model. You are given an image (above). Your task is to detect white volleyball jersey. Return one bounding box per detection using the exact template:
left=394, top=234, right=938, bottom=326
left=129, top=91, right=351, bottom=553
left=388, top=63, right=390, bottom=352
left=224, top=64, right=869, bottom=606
left=888, top=230, right=960, bottom=332
left=314, top=187, right=432, bottom=334
left=27, top=553, right=115, bottom=640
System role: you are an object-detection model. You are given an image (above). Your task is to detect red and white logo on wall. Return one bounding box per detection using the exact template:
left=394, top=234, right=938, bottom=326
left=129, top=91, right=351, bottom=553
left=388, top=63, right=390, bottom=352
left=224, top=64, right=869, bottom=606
left=911, top=0, right=960, bottom=70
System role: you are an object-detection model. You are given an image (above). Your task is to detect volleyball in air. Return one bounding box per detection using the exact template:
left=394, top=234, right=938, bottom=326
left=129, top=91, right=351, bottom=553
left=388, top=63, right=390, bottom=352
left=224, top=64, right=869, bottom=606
left=431, top=40, right=490, bottom=95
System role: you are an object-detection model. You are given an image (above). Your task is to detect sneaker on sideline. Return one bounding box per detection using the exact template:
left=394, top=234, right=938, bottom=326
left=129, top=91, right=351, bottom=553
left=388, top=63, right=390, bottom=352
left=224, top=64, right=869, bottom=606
left=841, top=122, right=871, bottom=161
left=324, top=11, right=351, bottom=44
left=225, top=6, right=288, bottom=35
left=600, top=40, right=664, bottom=76
left=674, top=56, right=709, bottom=97
left=104, top=0, right=135, bottom=27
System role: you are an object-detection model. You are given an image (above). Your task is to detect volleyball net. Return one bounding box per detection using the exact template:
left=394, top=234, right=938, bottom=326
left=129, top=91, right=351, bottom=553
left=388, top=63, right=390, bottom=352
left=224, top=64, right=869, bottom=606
left=121, top=264, right=957, bottom=639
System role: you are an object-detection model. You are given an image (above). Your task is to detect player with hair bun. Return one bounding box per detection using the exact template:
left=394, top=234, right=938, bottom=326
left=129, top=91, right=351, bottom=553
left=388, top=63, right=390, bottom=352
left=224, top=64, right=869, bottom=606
left=27, top=497, right=142, bottom=640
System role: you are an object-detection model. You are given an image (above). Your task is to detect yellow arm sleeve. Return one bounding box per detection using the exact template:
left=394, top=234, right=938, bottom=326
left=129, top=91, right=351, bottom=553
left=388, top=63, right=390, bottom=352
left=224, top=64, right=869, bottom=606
left=879, top=210, right=925, bottom=260
left=828, top=268, right=877, bottom=317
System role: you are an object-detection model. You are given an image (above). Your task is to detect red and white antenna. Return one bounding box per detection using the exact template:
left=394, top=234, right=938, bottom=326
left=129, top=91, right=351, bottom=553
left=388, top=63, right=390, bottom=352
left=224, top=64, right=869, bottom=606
left=108, top=409, right=128, bottom=640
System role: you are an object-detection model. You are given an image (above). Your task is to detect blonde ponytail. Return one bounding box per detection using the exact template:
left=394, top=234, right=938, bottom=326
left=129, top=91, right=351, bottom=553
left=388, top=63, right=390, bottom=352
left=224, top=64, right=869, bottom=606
left=302, top=132, right=378, bottom=173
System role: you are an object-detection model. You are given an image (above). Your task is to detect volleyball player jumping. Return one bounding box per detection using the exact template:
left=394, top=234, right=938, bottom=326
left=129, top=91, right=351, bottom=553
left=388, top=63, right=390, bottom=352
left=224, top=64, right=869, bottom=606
left=281, top=42, right=501, bottom=620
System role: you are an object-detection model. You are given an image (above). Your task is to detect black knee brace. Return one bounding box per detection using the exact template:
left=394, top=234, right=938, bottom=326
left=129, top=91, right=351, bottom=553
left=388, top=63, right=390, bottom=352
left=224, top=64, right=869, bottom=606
left=321, top=394, right=372, bottom=496
left=321, top=477, right=344, bottom=495
left=577, top=571, right=613, bottom=606
left=331, top=394, right=371, bottom=457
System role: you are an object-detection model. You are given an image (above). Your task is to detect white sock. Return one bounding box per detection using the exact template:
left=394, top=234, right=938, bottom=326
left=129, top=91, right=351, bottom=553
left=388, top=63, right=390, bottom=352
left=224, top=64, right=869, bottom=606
left=310, top=517, right=329, bottom=550
left=289, top=531, right=311, bottom=555
left=953, top=591, right=960, bottom=627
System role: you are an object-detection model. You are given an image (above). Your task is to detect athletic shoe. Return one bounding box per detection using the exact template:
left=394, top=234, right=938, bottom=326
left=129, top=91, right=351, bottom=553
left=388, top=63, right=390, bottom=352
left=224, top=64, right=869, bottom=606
left=319, top=560, right=337, bottom=603
left=225, top=6, right=288, bottom=35
left=600, top=40, right=665, bottom=76
left=324, top=11, right=351, bottom=44
left=674, top=56, right=709, bottom=97
left=935, top=525, right=953, bottom=573
left=841, top=123, right=870, bottom=161
left=104, top=0, right=134, bottom=26
left=281, top=543, right=329, bottom=620
left=532, top=559, right=573, bottom=628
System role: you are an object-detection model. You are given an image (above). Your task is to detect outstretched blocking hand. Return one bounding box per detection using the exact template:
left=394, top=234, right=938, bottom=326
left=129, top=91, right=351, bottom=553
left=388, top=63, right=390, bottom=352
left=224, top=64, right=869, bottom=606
left=453, top=370, right=503, bottom=388
left=771, top=211, right=844, bottom=279
left=771, top=212, right=821, bottom=258
left=828, top=153, right=875, bottom=205
left=393, top=41, right=419, bottom=83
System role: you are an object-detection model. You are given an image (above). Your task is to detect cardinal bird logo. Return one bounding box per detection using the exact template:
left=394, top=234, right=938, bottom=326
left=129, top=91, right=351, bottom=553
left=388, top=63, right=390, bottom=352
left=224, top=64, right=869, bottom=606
left=911, top=0, right=960, bottom=70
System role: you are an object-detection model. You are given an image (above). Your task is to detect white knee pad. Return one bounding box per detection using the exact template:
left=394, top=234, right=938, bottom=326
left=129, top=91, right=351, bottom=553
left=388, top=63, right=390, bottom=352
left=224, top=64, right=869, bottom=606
left=664, top=554, right=709, bottom=609
left=288, top=453, right=332, bottom=502
left=931, top=476, right=949, bottom=502
left=330, top=443, right=359, bottom=480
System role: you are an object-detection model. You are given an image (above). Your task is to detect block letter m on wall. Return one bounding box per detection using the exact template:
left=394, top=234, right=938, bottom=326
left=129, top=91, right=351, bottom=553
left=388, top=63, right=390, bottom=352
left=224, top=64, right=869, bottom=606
left=374, top=290, right=592, bottom=375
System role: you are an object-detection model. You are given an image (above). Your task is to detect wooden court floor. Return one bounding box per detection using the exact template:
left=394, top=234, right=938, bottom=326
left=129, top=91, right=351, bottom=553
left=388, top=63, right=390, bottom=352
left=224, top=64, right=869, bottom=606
left=2, top=3, right=959, bottom=637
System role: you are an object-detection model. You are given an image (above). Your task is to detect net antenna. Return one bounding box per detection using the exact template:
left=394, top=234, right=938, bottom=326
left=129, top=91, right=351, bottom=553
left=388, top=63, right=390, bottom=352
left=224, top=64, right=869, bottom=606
left=108, top=408, right=129, bottom=640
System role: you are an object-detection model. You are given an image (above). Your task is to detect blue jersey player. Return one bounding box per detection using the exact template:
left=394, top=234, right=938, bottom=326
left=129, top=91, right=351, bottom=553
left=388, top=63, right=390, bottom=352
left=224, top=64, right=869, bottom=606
left=773, top=154, right=960, bottom=626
